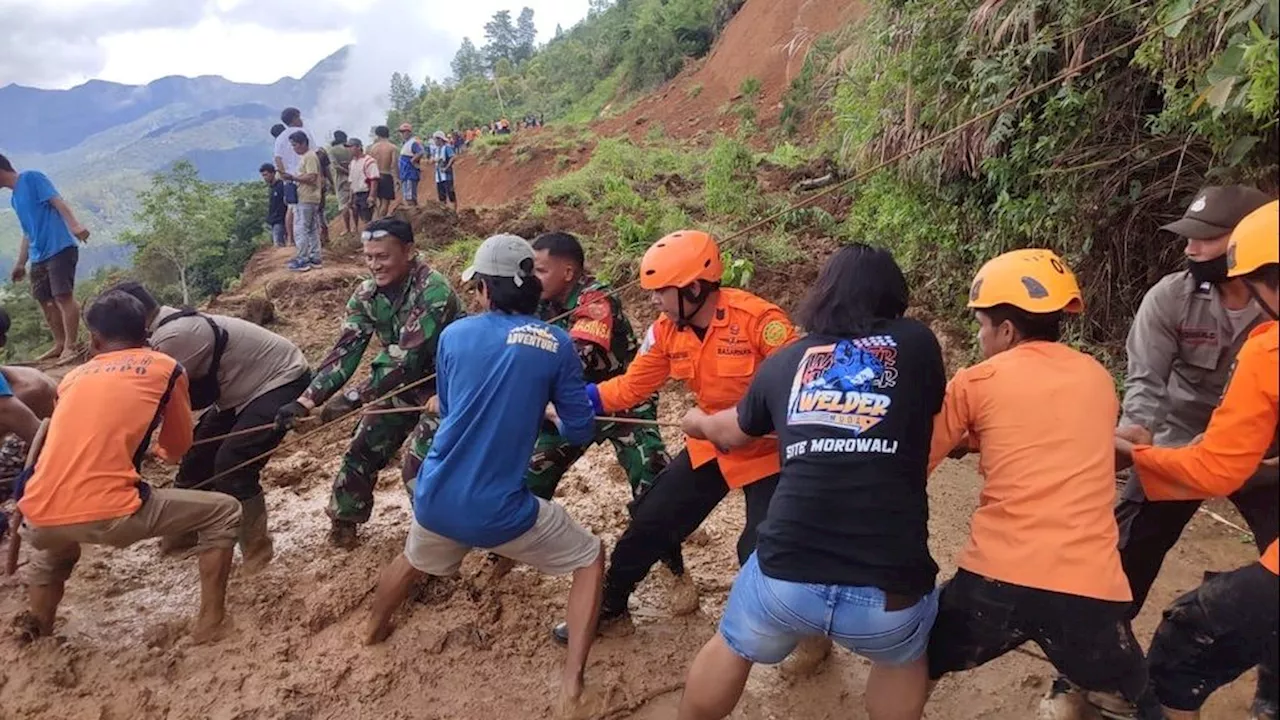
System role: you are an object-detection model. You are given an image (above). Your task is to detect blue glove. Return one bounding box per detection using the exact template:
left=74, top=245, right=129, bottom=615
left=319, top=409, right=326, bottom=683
left=585, top=384, right=604, bottom=415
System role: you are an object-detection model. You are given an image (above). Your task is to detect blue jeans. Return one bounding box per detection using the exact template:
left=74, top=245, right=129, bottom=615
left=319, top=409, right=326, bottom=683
left=270, top=222, right=286, bottom=248
left=293, top=203, right=320, bottom=263
left=720, top=553, right=938, bottom=666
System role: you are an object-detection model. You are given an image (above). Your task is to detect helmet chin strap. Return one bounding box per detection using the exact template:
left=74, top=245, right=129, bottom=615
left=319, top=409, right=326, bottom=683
left=1244, top=281, right=1280, bottom=321
left=675, top=283, right=710, bottom=330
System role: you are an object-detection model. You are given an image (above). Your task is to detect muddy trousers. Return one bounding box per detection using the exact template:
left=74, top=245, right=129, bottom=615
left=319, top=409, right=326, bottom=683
left=330, top=395, right=437, bottom=524
left=1147, top=563, right=1279, bottom=714
left=601, top=450, right=780, bottom=614
left=175, top=374, right=311, bottom=501
left=1116, top=477, right=1279, bottom=711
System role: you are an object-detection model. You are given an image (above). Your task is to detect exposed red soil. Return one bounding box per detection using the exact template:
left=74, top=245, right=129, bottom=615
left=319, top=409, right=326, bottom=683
left=597, top=0, right=868, bottom=141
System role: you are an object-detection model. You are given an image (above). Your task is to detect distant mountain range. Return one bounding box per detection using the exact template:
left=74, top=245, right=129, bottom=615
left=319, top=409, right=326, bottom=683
left=0, top=47, right=350, bottom=277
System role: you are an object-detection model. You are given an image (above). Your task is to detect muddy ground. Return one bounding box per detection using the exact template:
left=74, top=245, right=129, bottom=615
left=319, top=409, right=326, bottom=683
left=0, top=244, right=1261, bottom=719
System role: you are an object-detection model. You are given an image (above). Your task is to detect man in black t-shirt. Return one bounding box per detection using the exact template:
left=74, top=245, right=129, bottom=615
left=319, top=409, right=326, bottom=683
left=677, top=245, right=945, bottom=720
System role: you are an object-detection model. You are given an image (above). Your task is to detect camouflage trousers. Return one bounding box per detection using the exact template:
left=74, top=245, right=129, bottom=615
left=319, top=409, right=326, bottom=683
left=0, top=434, right=28, bottom=503
left=328, top=394, right=439, bottom=524
left=526, top=396, right=669, bottom=501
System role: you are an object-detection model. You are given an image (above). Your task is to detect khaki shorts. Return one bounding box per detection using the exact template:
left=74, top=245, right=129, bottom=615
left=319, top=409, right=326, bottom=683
left=405, top=499, right=600, bottom=577
left=21, top=488, right=241, bottom=585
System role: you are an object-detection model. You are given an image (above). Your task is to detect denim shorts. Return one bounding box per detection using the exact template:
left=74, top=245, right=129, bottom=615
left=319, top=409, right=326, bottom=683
left=720, top=553, right=939, bottom=666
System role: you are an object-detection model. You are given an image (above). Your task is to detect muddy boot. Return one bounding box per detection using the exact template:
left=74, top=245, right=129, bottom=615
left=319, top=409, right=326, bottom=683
left=1037, top=678, right=1102, bottom=720
left=778, top=636, right=832, bottom=680
left=663, top=567, right=700, bottom=617
left=328, top=520, right=359, bottom=549
left=237, top=494, right=274, bottom=573
left=160, top=531, right=198, bottom=556
left=551, top=604, right=634, bottom=646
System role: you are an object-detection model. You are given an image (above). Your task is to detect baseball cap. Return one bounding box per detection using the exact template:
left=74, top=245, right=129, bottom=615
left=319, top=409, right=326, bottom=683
left=462, top=234, right=535, bottom=286
left=398, top=122, right=413, bottom=132
left=1160, top=185, right=1271, bottom=239
left=433, top=131, right=447, bottom=141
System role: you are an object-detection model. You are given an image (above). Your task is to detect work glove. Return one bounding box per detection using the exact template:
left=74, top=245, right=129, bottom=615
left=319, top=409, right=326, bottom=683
left=319, top=393, right=360, bottom=425
left=274, top=401, right=310, bottom=432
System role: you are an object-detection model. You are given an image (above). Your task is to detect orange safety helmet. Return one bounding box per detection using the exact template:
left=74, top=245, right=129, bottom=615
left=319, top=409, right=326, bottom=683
left=639, top=230, right=724, bottom=290
left=967, top=248, right=1084, bottom=314
left=1227, top=200, right=1279, bottom=278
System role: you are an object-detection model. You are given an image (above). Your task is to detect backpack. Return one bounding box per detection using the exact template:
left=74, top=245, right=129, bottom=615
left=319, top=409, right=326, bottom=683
left=155, top=309, right=228, bottom=410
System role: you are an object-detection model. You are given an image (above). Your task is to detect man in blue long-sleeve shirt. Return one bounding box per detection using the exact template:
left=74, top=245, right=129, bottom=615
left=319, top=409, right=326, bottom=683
left=364, top=234, right=604, bottom=717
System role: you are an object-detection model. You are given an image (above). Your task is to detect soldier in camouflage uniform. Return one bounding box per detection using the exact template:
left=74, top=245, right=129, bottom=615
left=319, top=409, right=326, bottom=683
left=275, top=218, right=463, bottom=548
left=525, top=232, right=685, bottom=576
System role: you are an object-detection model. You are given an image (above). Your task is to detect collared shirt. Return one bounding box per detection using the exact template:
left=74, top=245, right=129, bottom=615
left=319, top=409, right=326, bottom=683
left=1134, top=322, right=1279, bottom=574
left=596, top=288, right=795, bottom=488
left=303, top=259, right=464, bottom=408
left=148, top=307, right=309, bottom=413
left=539, top=276, right=639, bottom=384
left=1122, top=270, right=1276, bottom=492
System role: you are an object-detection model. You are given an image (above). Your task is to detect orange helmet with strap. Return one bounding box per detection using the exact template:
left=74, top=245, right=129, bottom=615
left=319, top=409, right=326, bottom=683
left=1227, top=200, right=1279, bottom=278
left=968, top=249, right=1084, bottom=314
left=639, top=230, right=723, bottom=290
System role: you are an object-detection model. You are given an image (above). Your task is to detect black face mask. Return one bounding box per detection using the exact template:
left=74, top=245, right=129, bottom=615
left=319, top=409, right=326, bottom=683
left=1188, top=255, right=1230, bottom=285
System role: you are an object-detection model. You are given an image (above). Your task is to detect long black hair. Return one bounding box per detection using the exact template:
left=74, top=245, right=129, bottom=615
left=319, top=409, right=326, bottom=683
left=797, top=243, right=909, bottom=337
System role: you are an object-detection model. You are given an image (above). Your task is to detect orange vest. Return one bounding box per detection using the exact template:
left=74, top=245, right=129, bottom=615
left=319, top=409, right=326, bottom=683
left=597, top=288, right=795, bottom=488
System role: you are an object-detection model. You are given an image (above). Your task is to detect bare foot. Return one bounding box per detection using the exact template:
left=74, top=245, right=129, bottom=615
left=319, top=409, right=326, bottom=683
left=35, top=347, right=63, bottom=362
left=190, top=609, right=226, bottom=645
left=12, top=611, right=49, bottom=644
left=55, top=348, right=82, bottom=366
left=364, top=618, right=394, bottom=646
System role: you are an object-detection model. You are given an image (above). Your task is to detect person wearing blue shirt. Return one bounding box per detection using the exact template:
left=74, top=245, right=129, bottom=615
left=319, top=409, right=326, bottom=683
left=364, top=233, right=605, bottom=717
left=396, top=123, right=425, bottom=207
left=0, top=154, right=89, bottom=364
left=431, top=131, right=458, bottom=212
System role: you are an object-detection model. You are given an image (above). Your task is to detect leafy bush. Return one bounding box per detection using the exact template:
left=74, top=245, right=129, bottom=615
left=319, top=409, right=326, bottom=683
left=827, top=0, right=1280, bottom=346
left=704, top=137, right=758, bottom=218
left=739, top=76, right=762, bottom=99
left=720, top=251, right=755, bottom=288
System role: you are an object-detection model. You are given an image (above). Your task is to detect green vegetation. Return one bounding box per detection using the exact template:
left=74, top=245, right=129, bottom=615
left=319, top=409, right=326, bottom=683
left=387, top=0, right=743, bottom=132
left=825, top=0, right=1279, bottom=345
left=121, top=161, right=266, bottom=306
left=738, top=76, right=762, bottom=100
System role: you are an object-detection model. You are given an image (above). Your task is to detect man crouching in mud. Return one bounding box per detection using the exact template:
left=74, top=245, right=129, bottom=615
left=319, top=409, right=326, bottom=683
left=15, top=291, right=241, bottom=643
left=364, top=235, right=605, bottom=718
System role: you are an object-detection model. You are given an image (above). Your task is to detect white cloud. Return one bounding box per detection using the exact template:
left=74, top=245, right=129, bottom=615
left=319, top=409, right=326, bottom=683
left=1, top=0, right=592, bottom=90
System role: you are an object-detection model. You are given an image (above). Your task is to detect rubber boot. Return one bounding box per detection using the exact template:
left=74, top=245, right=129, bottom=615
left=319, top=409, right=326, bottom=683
left=238, top=494, right=274, bottom=574
left=778, top=636, right=832, bottom=680
left=662, top=566, right=700, bottom=617
left=328, top=519, right=359, bottom=549
left=1037, top=678, right=1101, bottom=720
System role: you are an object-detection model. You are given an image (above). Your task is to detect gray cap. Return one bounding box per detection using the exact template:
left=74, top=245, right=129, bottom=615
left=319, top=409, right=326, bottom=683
left=462, top=234, right=535, bottom=286
left=1159, top=185, right=1271, bottom=239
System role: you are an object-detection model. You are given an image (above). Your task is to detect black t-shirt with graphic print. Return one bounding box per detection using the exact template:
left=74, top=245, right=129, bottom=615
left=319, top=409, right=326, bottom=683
left=737, top=318, right=946, bottom=595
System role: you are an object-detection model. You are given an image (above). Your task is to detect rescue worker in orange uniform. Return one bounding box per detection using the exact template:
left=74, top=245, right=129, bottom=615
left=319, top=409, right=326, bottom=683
left=551, top=230, right=795, bottom=643
left=1117, top=200, right=1280, bottom=720
left=927, top=249, right=1163, bottom=720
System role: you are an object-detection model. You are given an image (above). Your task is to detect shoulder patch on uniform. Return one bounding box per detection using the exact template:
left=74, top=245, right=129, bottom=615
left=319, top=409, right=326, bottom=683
left=761, top=320, right=789, bottom=348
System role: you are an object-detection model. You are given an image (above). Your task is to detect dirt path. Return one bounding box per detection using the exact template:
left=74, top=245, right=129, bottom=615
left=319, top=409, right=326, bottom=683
left=0, top=396, right=1260, bottom=719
